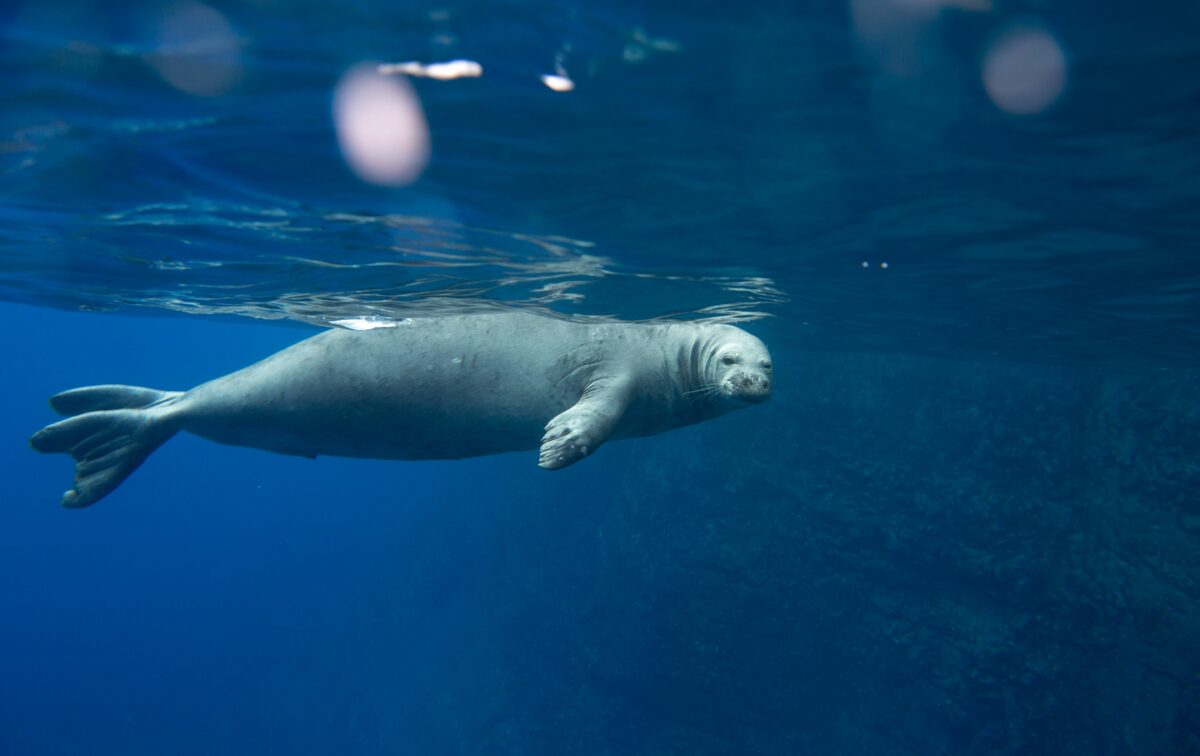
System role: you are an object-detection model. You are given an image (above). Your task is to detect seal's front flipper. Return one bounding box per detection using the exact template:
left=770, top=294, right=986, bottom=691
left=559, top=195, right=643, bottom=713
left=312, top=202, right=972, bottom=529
left=30, top=392, right=183, bottom=508
left=539, top=377, right=630, bottom=470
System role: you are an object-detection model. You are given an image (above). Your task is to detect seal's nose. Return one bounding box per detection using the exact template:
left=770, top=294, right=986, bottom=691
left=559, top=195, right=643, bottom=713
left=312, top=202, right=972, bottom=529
left=748, top=374, right=771, bottom=402
left=732, top=372, right=771, bottom=403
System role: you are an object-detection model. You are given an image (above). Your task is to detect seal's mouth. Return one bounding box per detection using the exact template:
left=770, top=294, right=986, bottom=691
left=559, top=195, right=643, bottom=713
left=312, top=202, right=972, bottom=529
left=722, top=372, right=771, bottom=404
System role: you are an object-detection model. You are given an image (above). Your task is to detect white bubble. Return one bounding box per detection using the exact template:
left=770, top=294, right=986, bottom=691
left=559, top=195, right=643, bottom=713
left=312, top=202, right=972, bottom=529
left=330, top=317, right=399, bottom=331
left=147, top=1, right=243, bottom=97
left=862, top=261, right=870, bottom=268
left=982, top=24, right=1067, bottom=115
left=880, top=262, right=889, bottom=269
left=377, top=59, right=482, bottom=80
left=333, top=64, right=431, bottom=186
left=541, top=74, right=575, bottom=92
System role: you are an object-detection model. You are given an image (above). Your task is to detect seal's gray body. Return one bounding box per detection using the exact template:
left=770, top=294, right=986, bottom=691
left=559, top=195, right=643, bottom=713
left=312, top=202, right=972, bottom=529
left=185, top=313, right=713, bottom=459
left=30, top=311, right=773, bottom=507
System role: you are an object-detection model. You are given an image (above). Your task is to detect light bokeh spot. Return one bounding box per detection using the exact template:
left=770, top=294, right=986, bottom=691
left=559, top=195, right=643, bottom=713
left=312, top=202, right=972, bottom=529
left=333, top=65, right=431, bottom=187
left=982, top=24, right=1067, bottom=115
left=147, top=1, right=243, bottom=97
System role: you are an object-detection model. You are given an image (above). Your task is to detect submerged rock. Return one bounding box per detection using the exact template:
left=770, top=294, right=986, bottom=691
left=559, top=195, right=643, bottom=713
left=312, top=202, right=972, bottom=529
left=466, top=354, right=1200, bottom=754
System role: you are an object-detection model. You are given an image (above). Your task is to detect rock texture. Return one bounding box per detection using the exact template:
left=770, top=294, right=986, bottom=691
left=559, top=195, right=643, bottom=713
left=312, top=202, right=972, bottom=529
left=457, top=354, right=1200, bottom=754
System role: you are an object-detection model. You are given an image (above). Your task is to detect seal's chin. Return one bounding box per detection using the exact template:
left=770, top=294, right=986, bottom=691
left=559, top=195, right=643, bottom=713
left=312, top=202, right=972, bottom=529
left=721, top=371, right=772, bottom=404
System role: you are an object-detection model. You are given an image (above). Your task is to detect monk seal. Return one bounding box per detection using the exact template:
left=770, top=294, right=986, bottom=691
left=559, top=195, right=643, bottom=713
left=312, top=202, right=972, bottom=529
left=30, top=311, right=773, bottom=508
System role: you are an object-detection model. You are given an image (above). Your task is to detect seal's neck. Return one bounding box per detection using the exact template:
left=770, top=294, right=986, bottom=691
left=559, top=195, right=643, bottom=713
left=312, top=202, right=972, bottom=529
left=609, top=322, right=735, bottom=437
left=669, top=326, right=727, bottom=414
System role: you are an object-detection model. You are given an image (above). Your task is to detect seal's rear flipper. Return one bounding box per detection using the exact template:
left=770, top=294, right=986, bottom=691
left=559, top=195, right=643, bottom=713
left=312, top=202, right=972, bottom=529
left=49, top=385, right=183, bottom=416
left=30, top=399, right=182, bottom=508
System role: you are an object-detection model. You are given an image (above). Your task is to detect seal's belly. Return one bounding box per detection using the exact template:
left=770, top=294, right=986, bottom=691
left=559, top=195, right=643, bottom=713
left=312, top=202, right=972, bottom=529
left=192, top=400, right=559, bottom=460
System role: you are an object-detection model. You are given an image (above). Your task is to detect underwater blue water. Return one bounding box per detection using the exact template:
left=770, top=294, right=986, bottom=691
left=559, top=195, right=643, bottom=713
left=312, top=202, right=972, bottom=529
left=2, top=0, right=1200, bottom=754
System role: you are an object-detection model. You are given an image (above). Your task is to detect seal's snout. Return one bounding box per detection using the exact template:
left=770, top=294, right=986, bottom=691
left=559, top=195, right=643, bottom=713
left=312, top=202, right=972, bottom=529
left=726, top=371, right=771, bottom=403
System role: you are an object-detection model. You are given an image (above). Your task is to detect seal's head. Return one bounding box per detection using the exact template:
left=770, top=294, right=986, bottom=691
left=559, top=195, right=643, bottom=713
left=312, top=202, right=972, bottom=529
left=707, top=325, right=773, bottom=405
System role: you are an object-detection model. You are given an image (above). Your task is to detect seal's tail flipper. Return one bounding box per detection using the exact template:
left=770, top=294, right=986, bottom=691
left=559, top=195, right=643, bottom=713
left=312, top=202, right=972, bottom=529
left=30, top=389, right=184, bottom=508
left=49, top=385, right=182, bottom=416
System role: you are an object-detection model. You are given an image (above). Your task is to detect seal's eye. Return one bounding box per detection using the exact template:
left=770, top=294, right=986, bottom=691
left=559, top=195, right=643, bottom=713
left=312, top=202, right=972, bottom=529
left=721, top=355, right=736, bottom=366
left=762, top=360, right=772, bottom=370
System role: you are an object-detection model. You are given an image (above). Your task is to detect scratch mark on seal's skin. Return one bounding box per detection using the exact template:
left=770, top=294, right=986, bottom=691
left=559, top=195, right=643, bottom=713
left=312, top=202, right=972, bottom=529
left=555, top=355, right=604, bottom=389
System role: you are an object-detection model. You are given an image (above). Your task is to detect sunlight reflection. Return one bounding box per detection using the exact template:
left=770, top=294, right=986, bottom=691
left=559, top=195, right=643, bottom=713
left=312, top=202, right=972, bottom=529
left=82, top=203, right=782, bottom=327
left=333, top=65, right=431, bottom=186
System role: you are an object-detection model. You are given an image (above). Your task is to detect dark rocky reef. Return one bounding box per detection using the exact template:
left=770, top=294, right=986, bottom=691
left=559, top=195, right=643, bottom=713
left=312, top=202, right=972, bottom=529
left=454, top=354, right=1200, bottom=755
